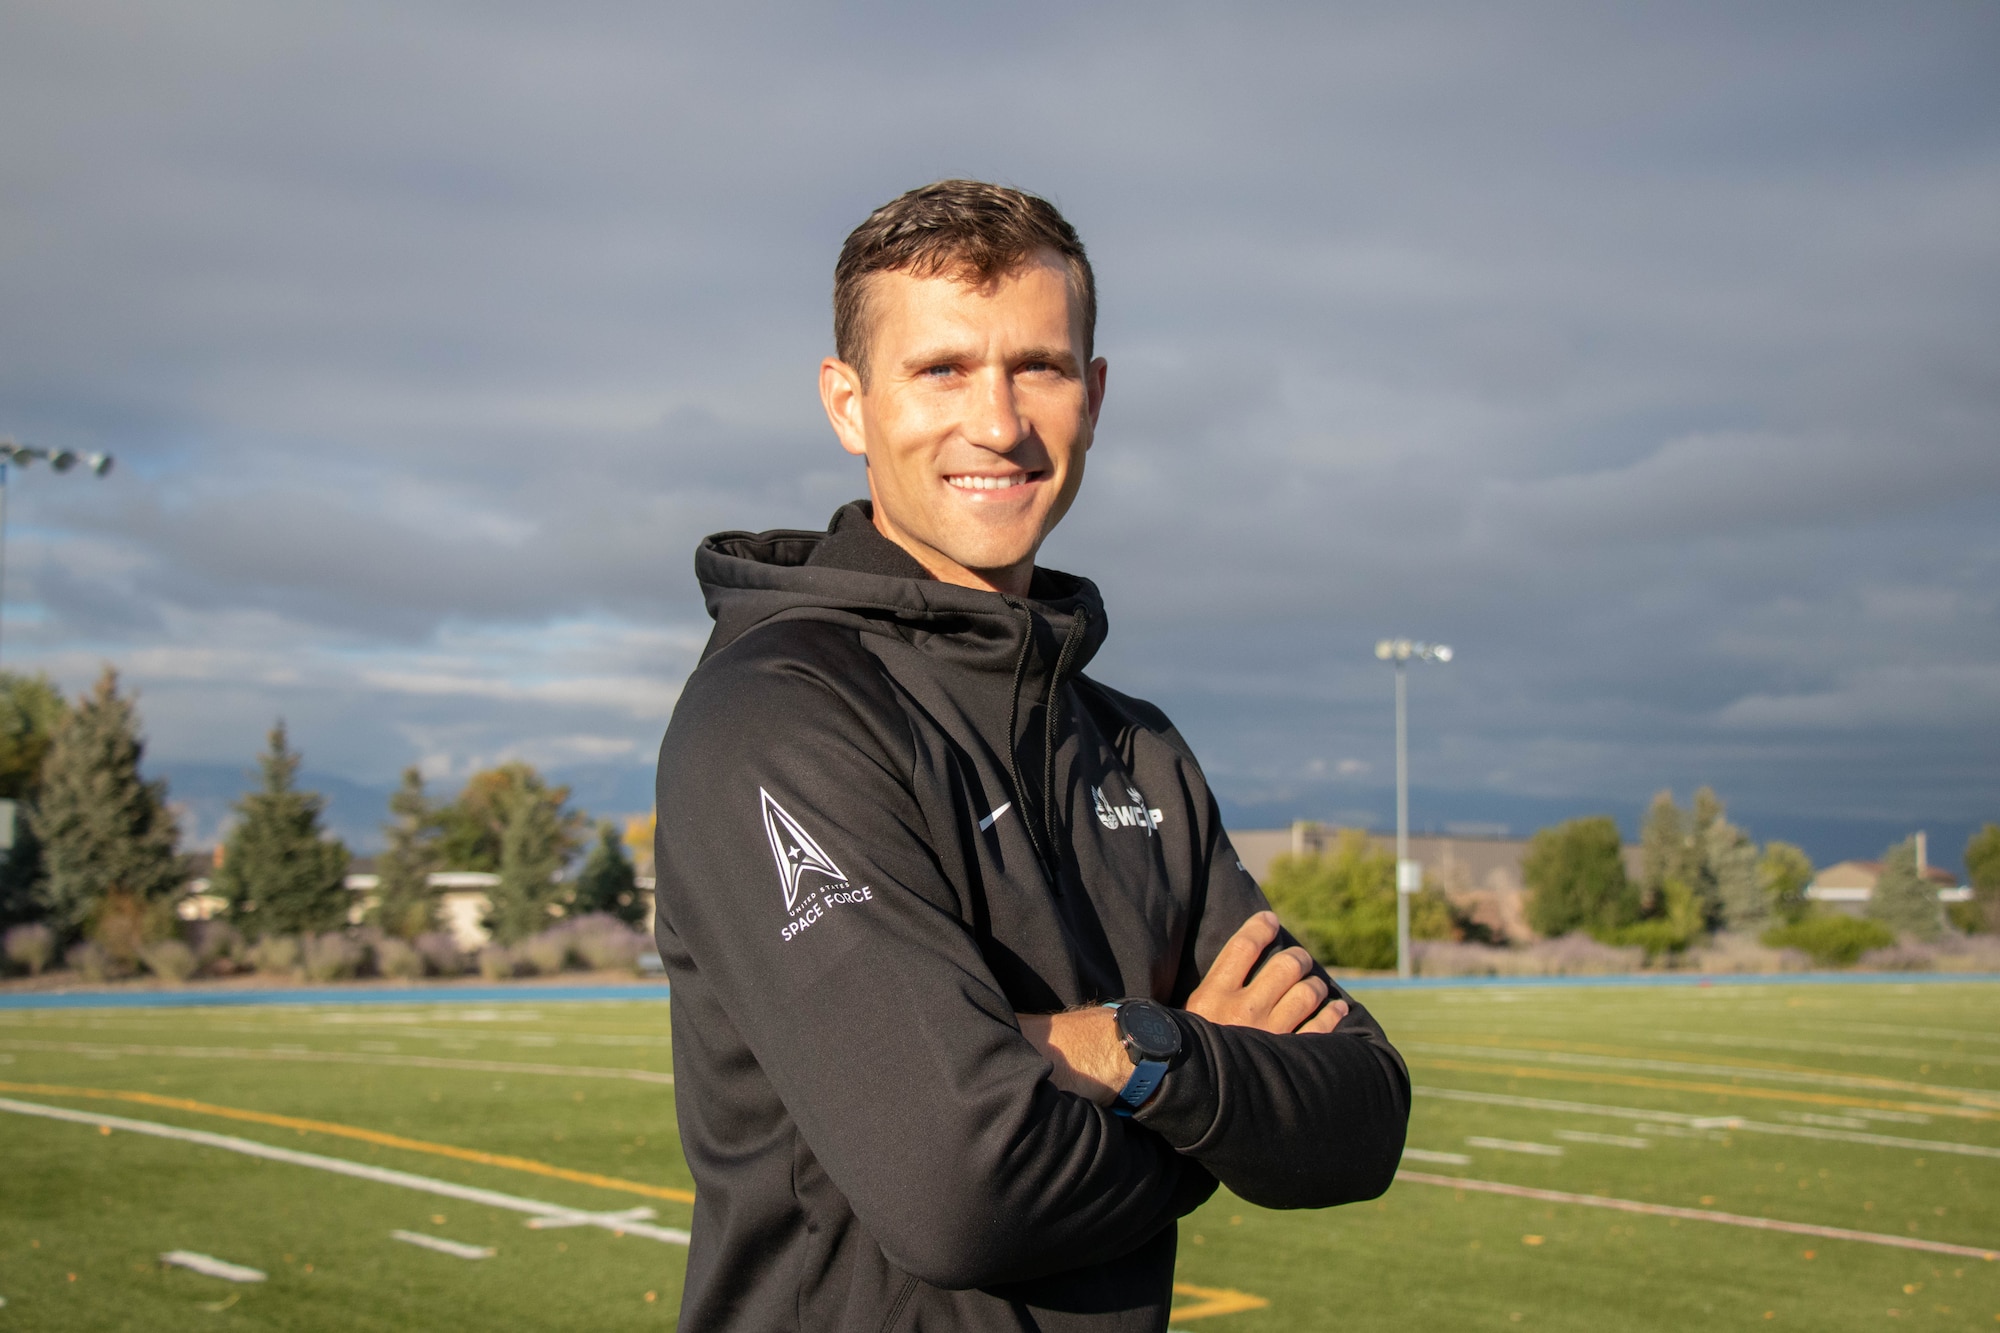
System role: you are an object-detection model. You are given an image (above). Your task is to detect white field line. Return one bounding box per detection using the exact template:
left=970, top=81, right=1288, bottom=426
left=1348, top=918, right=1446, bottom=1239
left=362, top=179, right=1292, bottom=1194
left=0, top=1096, right=691, bottom=1247
left=1465, top=1136, right=1564, bottom=1157
left=0, top=1039, right=671, bottom=1085
left=1553, top=1130, right=1651, bottom=1148
left=1415, top=1086, right=2000, bottom=1161
left=1780, top=1108, right=1933, bottom=1126
left=1409, top=1041, right=1999, bottom=1106
left=390, top=1230, right=495, bottom=1259
left=524, top=1206, right=657, bottom=1230
left=1401, top=1148, right=1473, bottom=1166
left=26, top=1019, right=671, bottom=1049
left=1396, top=1170, right=1999, bottom=1262
left=160, top=1251, right=266, bottom=1282
left=1657, top=1030, right=2000, bottom=1069
left=1845, top=1022, right=2000, bottom=1047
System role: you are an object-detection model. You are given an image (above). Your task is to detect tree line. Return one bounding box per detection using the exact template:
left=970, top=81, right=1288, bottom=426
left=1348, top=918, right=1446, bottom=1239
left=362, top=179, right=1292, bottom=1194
left=0, top=668, right=648, bottom=979
left=1261, top=785, right=2000, bottom=971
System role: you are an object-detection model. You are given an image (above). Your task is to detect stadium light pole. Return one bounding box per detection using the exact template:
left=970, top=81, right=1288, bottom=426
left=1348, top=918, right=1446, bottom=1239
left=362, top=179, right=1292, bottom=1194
left=1375, top=638, right=1452, bottom=979
left=0, top=440, right=115, bottom=665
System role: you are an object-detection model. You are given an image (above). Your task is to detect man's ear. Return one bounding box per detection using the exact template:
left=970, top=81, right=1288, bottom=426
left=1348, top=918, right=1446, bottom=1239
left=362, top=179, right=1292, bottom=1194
left=1084, top=356, right=1108, bottom=436
left=819, top=357, right=869, bottom=458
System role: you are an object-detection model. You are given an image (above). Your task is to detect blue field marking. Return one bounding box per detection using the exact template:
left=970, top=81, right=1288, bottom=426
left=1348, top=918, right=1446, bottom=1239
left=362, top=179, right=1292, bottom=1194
left=4, top=970, right=1997, bottom=1010
left=1343, top=970, right=2000, bottom=994
left=0, top=983, right=674, bottom=1010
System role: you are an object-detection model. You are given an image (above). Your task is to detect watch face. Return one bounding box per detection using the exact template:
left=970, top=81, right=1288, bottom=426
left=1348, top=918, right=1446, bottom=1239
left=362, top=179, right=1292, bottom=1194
left=1120, top=1001, right=1181, bottom=1062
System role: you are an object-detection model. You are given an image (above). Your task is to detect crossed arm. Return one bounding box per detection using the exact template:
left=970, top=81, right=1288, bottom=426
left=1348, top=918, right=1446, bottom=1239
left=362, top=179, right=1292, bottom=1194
left=1019, top=910, right=1348, bottom=1105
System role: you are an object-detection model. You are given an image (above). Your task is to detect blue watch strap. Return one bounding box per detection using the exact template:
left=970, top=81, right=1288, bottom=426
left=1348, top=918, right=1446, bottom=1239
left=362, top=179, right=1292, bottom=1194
left=1102, top=1001, right=1168, bottom=1117
left=1112, top=1058, right=1167, bottom=1117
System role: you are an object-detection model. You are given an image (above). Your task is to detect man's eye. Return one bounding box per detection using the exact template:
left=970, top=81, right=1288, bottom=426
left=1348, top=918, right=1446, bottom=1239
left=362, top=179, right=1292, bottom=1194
left=921, top=364, right=958, bottom=378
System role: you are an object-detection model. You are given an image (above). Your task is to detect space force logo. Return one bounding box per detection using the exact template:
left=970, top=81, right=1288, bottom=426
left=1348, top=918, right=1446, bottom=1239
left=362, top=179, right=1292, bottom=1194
left=759, top=787, right=873, bottom=942
left=1094, top=784, right=1164, bottom=834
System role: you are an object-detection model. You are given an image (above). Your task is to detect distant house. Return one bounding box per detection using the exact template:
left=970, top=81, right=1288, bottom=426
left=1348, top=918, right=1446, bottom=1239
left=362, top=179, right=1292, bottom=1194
left=1806, top=857, right=1969, bottom=916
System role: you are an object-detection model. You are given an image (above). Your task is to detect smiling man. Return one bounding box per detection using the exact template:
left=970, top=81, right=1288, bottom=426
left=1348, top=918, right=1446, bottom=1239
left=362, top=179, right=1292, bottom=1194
left=653, top=181, right=1409, bottom=1331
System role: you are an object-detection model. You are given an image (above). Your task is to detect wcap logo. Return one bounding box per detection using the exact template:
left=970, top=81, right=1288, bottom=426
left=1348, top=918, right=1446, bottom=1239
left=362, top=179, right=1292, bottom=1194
left=1094, top=784, right=1164, bottom=834
left=760, top=788, right=846, bottom=912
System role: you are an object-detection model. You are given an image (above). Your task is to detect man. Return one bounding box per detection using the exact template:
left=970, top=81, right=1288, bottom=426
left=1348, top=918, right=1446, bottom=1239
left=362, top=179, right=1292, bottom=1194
left=654, top=180, right=1408, bottom=1331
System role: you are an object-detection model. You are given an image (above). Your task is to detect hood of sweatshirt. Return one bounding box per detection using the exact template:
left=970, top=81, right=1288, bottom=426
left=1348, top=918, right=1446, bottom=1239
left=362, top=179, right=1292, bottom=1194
left=694, top=500, right=1110, bottom=872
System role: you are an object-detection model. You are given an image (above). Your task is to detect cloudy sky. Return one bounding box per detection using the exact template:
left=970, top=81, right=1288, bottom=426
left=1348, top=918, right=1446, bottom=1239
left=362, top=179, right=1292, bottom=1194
left=2, top=2, right=1995, bottom=863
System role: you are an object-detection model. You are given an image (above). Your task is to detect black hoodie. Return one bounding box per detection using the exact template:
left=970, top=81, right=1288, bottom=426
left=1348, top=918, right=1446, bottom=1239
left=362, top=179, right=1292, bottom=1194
left=653, top=503, right=1409, bottom=1331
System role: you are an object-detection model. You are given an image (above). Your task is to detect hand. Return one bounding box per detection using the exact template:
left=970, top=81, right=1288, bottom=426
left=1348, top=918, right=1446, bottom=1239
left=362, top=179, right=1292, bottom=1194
left=1186, top=911, right=1347, bottom=1035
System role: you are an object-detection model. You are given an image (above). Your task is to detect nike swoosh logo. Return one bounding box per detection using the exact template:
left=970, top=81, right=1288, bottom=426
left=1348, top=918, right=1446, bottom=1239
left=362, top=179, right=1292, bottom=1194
left=978, top=802, right=1012, bottom=832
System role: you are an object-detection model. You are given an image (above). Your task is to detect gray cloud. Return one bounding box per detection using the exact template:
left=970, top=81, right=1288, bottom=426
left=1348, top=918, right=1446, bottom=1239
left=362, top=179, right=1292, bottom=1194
left=2, top=1, right=1995, bottom=862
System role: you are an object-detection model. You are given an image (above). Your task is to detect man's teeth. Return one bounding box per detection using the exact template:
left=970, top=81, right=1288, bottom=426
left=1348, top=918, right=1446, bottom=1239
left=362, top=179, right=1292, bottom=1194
left=946, top=474, right=1030, bottom=491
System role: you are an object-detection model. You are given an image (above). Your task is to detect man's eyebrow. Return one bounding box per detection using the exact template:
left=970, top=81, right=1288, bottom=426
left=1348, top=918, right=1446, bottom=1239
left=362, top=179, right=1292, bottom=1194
left=1012, top=345, right=1080, bottom=370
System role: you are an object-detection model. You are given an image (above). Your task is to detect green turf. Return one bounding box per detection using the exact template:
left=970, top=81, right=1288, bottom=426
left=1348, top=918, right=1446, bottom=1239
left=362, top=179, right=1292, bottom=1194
left=0, top=982, right=1995, bottom=1329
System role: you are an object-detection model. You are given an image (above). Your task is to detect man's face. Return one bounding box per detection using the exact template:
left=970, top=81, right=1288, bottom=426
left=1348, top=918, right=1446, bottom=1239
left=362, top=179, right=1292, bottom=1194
left=819, top=251, right=1106, bottom=596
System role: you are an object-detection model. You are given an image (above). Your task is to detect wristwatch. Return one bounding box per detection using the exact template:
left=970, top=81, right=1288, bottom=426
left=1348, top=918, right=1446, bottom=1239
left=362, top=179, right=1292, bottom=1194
left=1101, top=999, right=1181, bottom=1116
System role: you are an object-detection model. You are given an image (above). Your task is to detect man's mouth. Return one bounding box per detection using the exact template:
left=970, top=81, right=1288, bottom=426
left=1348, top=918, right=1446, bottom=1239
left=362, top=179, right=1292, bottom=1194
left=944, top=471, right=1041, bottom=492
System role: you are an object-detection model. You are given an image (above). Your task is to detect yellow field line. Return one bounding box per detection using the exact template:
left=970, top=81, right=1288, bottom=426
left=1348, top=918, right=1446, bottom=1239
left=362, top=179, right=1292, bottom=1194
left=1417, top=1059, right=2000, bottom=1122
left=1169, top=1281, right=1270, bottom=1320
left=9, top=1079, right=1274, bottom=1317
left=0, top=1079, right=695, bottom=1204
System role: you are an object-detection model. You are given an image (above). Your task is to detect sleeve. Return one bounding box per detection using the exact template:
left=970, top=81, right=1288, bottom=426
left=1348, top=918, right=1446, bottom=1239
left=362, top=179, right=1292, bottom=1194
left=1132, top=781, right=1411, bottom=1210
left=654, top=631, right=1198, bottom=1290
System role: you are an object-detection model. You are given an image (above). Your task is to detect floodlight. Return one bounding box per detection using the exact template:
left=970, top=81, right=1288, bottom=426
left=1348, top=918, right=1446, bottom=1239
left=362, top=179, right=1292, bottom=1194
left=1375, top=640, right=1393, bottom=660
left=48, top=450, right=76, bottom=473
left=87, top=453, right=113, bottom=476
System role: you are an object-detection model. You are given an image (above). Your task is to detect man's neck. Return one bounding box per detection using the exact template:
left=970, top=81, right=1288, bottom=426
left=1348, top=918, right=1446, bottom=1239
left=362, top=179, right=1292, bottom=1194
left=868, top=509, right=1034, bottom=598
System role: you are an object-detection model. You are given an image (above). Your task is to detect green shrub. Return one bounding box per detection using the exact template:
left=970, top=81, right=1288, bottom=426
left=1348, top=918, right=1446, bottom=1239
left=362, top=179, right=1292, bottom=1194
left=1262, top=830, right=1454, bottom=970
left=476, top=945, right=516, bottom=980
left=1524, top=817, right=1636, bottom=937
left=1762, top=915, right=1896, bottom=967
left=301, top=932, right=363, bottom=981
left=517, top=928, right=571, bottom=976
left=1946, top=900, right=1987, bottom=935
left=139, top=938, right=197, bottom=982
left=373, top=936, right=425, bottom=980
left=4, top=923, right=55, bottom=976
left=1600, top=876, right=1706, bottom=959
left=247, top=934, right=301, bottom=975
left=65, top=939, right=114, bottom=982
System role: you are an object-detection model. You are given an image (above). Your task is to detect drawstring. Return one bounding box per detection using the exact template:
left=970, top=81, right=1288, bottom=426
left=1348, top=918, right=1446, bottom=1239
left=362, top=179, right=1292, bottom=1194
left=1042, top=609, right=1089, bottom=870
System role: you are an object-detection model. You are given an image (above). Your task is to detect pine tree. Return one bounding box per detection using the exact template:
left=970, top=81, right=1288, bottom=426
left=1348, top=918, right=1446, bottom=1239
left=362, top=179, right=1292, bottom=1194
left=485, top=789, right=567, bottom=944
left=29, top=667, right=181, bottom=944
left=374, top=768, right=441, bottom=939
left=1867, top=836, right=1942, bottom=940
left=1637, top=790, right=1692, bottom=916
left=572, top=820, right=642, bottom=926
left=214, top=722, right=350, bottom=937
left=0, top=672, right=69, bottom=929
left=1688, top=787, right=1731, bottom=928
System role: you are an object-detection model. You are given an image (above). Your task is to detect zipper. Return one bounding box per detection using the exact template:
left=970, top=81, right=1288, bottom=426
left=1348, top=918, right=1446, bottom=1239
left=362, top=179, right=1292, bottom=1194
left=1041, top=608, right=1089, bottom=872
left=1001, top=600, right=1088, bottom=888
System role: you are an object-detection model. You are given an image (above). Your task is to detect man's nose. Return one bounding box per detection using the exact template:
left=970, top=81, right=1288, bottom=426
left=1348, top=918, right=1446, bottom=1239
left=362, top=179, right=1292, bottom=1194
left=965, top=370, right=1028, bottom=451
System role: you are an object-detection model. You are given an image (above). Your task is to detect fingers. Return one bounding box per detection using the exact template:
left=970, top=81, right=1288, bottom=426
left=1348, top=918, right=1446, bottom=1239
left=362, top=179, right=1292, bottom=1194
left=1297, top=997, right=1349, bottom=1035
left=1199, top=911, right=1281, bottom=996
left=1266, top=974, right=1328, bottom=1033
left=1243, top=944, right=1315, bottom=1011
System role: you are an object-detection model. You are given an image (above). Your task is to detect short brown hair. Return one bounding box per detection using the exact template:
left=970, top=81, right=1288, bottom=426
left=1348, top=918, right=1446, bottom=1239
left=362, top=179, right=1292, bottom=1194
left=833, top=180, right=1095, bottom=381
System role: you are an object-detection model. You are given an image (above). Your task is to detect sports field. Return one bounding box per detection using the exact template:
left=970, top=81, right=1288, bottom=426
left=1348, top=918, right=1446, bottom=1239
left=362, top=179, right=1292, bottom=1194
left=1, top=978, right=1995, bottom=1330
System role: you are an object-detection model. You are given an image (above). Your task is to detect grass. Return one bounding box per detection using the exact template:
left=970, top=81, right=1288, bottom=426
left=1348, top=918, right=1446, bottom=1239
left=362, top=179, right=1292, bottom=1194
left=0, top=981, right=1995, bottom=1329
